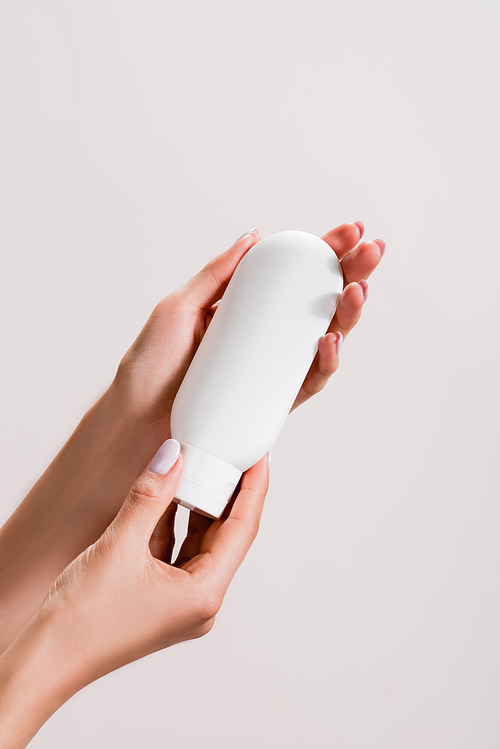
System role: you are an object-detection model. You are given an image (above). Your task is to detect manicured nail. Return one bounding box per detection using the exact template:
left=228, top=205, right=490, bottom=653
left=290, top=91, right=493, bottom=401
left=149, top=439, right=181, bottom=475
left=234, top=228, right=258, bottom=243
left=268, top=449, right=272, bottom=468
left=359, top=280, right=369, bottom=301
left=374, top=238, right=386, bottom=256
left=336, top=332, right=343, bottom=356
left=354, top=221, right=365, bottom=238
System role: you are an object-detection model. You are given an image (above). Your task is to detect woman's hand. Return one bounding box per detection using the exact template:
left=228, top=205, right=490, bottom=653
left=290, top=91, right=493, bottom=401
left=115, top=222, right=384, bottom=421
left=0, top=440, right=270, bottom=748
left=0, top=222, right=384, bottom=654
left=47, top=439, right=269, bottom=684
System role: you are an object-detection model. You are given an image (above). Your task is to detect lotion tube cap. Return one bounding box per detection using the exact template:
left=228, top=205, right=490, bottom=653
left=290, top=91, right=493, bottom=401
left=173, top=442, right=242, bottom=519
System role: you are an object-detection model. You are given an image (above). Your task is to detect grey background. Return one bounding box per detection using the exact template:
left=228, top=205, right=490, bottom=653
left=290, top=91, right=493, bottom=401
left=0, top=0, right=499, bottom=746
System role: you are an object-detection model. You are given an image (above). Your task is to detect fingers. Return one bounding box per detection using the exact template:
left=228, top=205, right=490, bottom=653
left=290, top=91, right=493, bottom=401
left=290, top=280, right=369, bottom=410
left=326, top=281, right=367, bottom=338
left=290, top=332, right=342, bottom=411
left=321, top=222, right=384, bottom=289
left=188, top=454, right=270, bottom=588
left=340, top=238, right=385, bottom=286
left=112, top=439, right=183, bottom=546
left=321, top=222, right=365, bottom=261
left=149, top=502, right=178, bottom=563
left=182, top=229, right=261, bottom=311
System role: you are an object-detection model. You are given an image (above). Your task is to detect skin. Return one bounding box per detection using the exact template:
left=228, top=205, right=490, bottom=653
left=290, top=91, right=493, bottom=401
left=0, top=222, right=384, bottom=744
left=0, top=449, right=270, bottom=748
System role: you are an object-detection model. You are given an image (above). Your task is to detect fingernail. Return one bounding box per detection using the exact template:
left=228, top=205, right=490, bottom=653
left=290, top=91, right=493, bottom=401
left=336, top=332, right=343, bottom=356
left=149, top=439, right=181, bottom=475
left=234, top=228, right=258, bottom=243
left=354, top=221, right=365, bottom=238
left=268, top=449, right=272, bottom=467
left=374, top=238, right=386, bottom=256
left=359, top=280, right=369, bottom=301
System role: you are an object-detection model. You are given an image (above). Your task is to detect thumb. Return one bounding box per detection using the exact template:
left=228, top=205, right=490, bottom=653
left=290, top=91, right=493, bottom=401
left=113, top=439, right=183, bottom=545
left=182, top=229, right=261, bottom=310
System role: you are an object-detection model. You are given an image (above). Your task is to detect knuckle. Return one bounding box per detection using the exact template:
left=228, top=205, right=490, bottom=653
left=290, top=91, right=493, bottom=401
left=96, top=527, right=117, bottom=557
left=191, top=588, right=223, bottom=625
left=204, top=259, right=228, bottom=291
left=115, top=349, right=136, bottom=384
left=204, top=256, right=218, bottom=270
left=128, top=478, right=161, bottom=508
left=244, top=518, right=260, bottom=542
left=194, top=617, right=216, bottom=638
left=152, top=296, right=167, bottom=315
left=151, top=293, right=177, bottom=317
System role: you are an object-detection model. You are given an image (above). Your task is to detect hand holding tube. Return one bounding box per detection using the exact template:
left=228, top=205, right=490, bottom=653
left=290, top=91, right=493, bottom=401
left=0, top=441, right=270, bottom=749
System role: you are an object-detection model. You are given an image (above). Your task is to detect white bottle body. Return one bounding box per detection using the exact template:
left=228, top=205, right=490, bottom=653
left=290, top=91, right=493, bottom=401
left=170, top=230, right=343, bottom=518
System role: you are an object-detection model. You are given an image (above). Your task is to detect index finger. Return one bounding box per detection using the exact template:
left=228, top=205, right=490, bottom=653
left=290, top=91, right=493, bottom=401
left=189, top=453, right=270, bottom=588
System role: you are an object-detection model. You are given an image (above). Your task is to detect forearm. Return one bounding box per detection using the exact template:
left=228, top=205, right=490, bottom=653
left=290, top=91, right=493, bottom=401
left=0, top=609, right=78, bottom=749
left=0, top=382, right=166, bottom=655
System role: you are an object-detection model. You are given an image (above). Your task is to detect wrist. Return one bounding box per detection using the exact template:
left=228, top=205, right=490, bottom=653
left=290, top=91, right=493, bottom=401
left=0, top=608, right=80, bottom=748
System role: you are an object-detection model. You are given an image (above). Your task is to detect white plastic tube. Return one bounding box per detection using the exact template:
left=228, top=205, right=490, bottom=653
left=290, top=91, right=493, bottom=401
left=170, top=230, right=343, bottom=518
